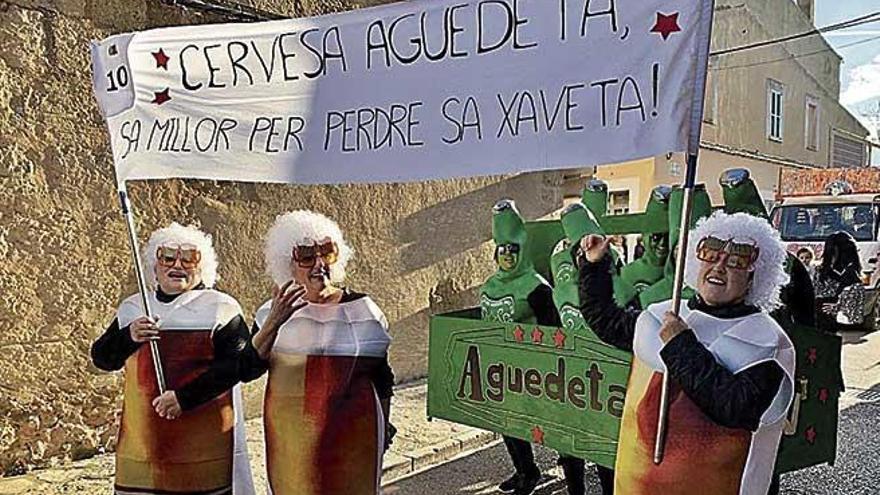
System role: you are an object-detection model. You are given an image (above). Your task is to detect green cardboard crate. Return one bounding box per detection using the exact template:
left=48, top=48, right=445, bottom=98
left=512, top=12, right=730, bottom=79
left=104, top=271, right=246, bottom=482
left=427, top=218, right=840, bottom=473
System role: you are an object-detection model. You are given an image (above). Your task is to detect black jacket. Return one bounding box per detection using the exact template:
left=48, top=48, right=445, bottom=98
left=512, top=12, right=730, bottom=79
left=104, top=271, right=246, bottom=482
left=91, top=287, right=255, bottom=411
left=577, top=254, right=784, bottom=431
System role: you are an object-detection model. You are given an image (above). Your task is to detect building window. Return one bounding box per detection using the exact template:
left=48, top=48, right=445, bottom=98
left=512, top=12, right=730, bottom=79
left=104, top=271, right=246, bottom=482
left=609, top=190, right=630, bottom=215
left=805, top=95, right=819, bottom=151
left=831, top=130, right=867, bottom=168
left=767, top=80, right=784, bottom=142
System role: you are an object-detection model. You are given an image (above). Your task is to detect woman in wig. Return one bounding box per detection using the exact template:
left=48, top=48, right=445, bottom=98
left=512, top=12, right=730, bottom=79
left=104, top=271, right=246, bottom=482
left=91, top=223, right=256, bottom=495
left=577, top=211, right=795, bottom=495
left=246, top=210, right=394, bottom=495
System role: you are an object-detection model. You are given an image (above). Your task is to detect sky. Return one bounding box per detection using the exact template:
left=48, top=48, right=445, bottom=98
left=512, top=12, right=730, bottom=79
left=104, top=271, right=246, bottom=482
left=815, top=0, right=880, bottom=163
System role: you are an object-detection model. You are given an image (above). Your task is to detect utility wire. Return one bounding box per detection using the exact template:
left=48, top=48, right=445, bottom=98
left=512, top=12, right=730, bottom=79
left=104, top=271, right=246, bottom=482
left=714, top=34, right=880, bottom=71
left=711, top=11, right=880, bottom=57
left=159, top=0, right=285, bottom=22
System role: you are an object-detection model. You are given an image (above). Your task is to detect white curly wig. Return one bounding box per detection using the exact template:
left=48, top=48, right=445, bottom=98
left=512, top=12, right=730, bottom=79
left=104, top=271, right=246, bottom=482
left=264, top=210, right=353, bottom=286
left=143, top=222, right=218, bottom=289
left=684, top=211, right=789, bottom=312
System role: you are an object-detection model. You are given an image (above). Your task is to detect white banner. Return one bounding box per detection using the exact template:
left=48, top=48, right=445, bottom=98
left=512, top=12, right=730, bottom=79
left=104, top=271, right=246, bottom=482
left=91, top=0, right=714, bottom=185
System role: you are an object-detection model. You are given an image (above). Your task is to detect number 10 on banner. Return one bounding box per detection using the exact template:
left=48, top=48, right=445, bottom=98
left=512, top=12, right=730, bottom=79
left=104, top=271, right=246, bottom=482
left=90, top=33, right=136, bottom=118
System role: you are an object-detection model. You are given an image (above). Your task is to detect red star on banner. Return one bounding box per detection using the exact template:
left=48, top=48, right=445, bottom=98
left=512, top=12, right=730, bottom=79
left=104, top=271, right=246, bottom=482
left=804, top=425, right=817, bottom=444
left=531, top=327, right=544, bottom=344
left=151, top=88, right=171, bottom=105
left=513, top=326, right=525, bottom=343
left=531, top=425, right=545, bottom=444
left=554, top=328, right=566, bottom=348
left=650, top=12, right=681, bottom=40
left=818, top=388, right=830, bottom=404
left=152, top=48, right=170, bottom=70
left=807, top=347, right=818, bottom=366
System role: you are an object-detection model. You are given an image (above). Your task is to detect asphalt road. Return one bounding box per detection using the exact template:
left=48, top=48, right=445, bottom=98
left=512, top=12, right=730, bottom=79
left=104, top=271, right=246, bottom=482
left=385, top=397, right=880, bottom=495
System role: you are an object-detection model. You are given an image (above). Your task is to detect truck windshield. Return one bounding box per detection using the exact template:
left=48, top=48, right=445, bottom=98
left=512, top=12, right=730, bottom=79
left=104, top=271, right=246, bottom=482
left=772, top=203, right=877, bottom=242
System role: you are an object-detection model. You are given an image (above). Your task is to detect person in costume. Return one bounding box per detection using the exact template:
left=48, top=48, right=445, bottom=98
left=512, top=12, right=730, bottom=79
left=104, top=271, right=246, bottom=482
left=551, top=203, right=606, bottom=335
left=614, top=185, right=672, bottom=308
left=577, top=211, right=795, bottom=495
left=636, top=184, right=713, bottom=308
left=549, top=202, right=617, bottom=495
left=813, top=231, right=865, bottom=331
left=91, top=223, right=256, bottom=495
left=580, top=179, right=627, bottom=276
left=481, top=199, right=587, bottom=495
left=720, top=168, right=815, bottom=327
left=245, top=210, right=394, bottom=495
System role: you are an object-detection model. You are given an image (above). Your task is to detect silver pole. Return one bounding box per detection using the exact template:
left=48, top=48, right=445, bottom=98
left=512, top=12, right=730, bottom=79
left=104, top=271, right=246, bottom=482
left=118, top=185, right=167, bottom=394
left=653, top=152, right=698, bottom=464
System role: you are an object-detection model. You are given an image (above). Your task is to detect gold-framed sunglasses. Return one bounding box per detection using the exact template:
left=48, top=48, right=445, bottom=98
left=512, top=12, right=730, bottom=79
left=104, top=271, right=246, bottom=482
left=695, top=236, right=759, bottom=270
left=156, top=244, right=202, bottom=269
left=292, top=240, right=339, bottom=268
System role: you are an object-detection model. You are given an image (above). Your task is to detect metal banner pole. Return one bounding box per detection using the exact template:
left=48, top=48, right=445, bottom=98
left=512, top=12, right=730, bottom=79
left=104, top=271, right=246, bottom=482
left=653, top=0, right=716, bottom=464
left=118, top=184, right=167, bottom=394
left=653, top=152, right=698, bottom=464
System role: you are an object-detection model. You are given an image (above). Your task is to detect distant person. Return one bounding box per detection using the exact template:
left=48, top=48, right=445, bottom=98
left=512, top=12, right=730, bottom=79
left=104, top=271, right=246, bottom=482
left=633, top=236, right=645, bottom=260
left=813, top=232, right=866, bottom=332
left=818, top=208, right=843, bottom=237
left=796, top=247, right=814, bottom=269
left=609, top=235, right=628, bottom=267
left=852, top=206, right=873, bottom=239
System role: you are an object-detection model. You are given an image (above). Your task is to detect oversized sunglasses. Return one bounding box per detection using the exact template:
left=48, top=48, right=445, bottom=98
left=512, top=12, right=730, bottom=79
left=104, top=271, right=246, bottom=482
left=156, top=245, right=201, bottom=269
left=495, top=244, right=521, bottom=257
left=293, top=241, right=339, bottom=268
left=695, top=236, right=759, bottom=270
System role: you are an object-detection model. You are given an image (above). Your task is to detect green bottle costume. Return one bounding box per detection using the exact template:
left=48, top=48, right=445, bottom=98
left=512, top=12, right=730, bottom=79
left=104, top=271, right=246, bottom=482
left=550, top=202, right=604, bottom=334
left=481, top=199, right=589, bottom=495
left=614, top=186, right=673, bottom=306
left=480, top=200, right=548, bottom=323
left=720, top=168, right=768, bottom=219
left=581, top=179, right=608, bottom=219
left=637, top=184, right=713, bottom=307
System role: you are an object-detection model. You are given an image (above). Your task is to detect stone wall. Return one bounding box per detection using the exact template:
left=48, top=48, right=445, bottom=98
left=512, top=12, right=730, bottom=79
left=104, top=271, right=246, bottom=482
left=0, top=0, right=564, bottom=474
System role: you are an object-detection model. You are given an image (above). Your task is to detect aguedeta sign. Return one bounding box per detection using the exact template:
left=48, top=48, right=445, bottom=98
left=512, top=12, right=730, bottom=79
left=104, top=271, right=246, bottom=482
left=91, top=0, right=714, bottom=185
left=427, top=308, right=631, bottom=468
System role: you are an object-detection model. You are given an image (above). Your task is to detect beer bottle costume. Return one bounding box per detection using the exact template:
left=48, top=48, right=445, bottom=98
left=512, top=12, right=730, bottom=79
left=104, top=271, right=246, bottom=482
left=578, top=212, right=795, bottom=495
left=550, top=203, right=605, bottom=338
left=481, top=199, right=586, bottom=495
left=615, top=187, right=672, bottom=307
left=480, top=201, right=550, bottom=326
left=249, top=290, right=393, bottom=495
left=637, top=185, right=713, bottom=308
left=91, top=287, right=256, bottom=495
left=550, top=202, right=615, bottom=495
